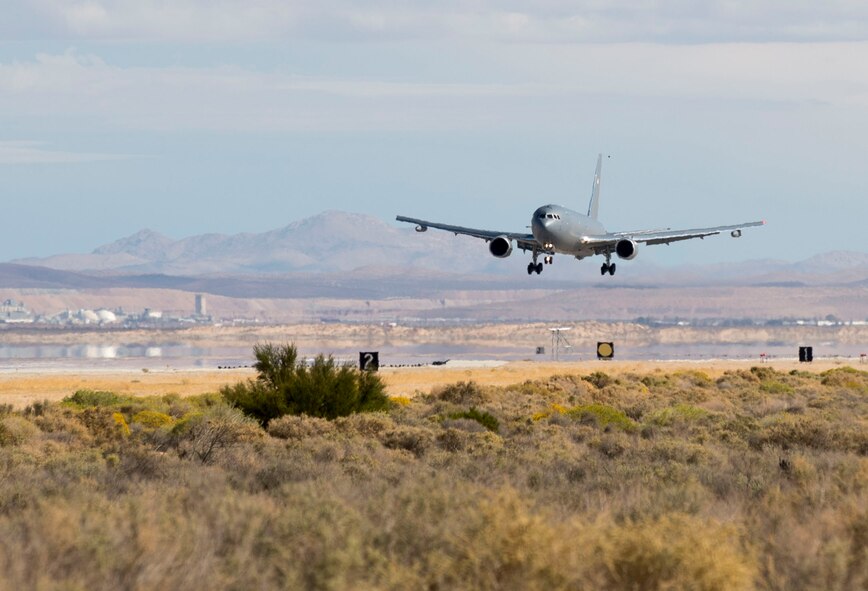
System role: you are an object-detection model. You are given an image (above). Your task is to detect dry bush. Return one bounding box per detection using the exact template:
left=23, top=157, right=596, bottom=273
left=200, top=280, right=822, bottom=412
left=0, top=417, right=39, bottom=447
left=267, top=414, right=335, bottom=440
left=592, top=514, right=755, bottom=591
left=31, top=406, right=92, bottom=446
left=77, top=408, right=130, bottom=444
left=176, top=405, right=262, bottom=464
left=381, top=426, right=433, bottom=457
left=433, top=380, right=490, bottom=405
left=333, top=412, right=394, bottom=438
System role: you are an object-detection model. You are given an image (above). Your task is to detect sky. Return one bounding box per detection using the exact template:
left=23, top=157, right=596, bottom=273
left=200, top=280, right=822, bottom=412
left=2, top=1, right=868, bottom=266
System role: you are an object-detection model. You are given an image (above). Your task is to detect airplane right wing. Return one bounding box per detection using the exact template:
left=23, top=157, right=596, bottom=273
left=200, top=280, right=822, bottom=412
left=582, top=220, right=766, bottom=249
left=395, top=215, right=545, bottom=253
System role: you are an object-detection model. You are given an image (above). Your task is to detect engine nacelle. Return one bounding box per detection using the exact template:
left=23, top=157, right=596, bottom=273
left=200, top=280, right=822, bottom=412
left=415, top=225, right=427, bottom=232
left=489, top=235, right=513, bottom=258
left=615, top=239, right=639, bottom=260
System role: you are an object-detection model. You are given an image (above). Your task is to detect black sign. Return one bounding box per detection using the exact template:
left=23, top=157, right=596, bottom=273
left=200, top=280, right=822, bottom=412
left=799, top=346, right=813, bottom=363
left=597, top=342, right=614, bottom=360
left=359, top=351, right=379, bottom=371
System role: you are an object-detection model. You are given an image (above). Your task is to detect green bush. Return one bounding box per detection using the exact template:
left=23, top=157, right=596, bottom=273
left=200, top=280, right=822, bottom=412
left=222, top=343, right=390, bottom=425
left=65, top=390, right=124, bottom=407
left=567, top=404, right=635, bottom=431
left=131, top=410, right=174, bottom=429
left=448, top=407, right=500, bottom=433
left=583, top=371, right=614, bottom=389
left=435, top=381, right=489, bottom=405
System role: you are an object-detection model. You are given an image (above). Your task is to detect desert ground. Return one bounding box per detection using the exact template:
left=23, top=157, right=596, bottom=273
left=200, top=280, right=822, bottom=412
left=0, top=358, right=860, bottom=409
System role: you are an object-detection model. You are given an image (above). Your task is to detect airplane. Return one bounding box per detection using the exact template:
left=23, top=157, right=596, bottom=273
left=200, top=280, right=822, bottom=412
left=397, top=155, right=765, bottom=276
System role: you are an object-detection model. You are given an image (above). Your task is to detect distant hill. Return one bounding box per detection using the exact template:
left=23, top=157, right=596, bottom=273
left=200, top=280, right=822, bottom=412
left=14, top=211, right=496, bottom=276
left=9, top=211, right=868, bottom=287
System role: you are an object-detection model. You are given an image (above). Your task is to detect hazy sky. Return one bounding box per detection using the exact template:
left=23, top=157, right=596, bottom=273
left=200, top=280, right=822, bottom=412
left=3, top=1, right=868, bottom=266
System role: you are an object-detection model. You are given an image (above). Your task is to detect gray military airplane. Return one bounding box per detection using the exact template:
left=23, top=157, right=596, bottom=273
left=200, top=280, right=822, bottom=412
left=397, top=155, right=765, bottom=276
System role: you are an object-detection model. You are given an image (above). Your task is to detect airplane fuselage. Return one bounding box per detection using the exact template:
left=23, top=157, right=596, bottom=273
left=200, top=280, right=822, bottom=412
left=531, top=205, right=606, bottom=259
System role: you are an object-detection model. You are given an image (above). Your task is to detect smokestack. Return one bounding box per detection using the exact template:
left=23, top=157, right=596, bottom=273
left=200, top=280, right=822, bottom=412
left=195, top=294, right=206, bottom=316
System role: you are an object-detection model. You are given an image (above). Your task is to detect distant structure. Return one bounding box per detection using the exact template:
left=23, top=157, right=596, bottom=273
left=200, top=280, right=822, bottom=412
left=549, top=327, right=572, bottom=361
left=195, top=294, right=207, bottom=317
left=0, top=299, right=34, bottom=324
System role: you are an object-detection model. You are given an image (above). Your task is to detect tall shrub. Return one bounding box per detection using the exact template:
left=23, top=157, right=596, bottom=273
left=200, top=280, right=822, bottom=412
left=222, top=343, right=390, bottom=424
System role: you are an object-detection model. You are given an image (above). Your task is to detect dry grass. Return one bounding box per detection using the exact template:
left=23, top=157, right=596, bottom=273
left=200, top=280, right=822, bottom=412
left=0, top=364, right=865, bottom=590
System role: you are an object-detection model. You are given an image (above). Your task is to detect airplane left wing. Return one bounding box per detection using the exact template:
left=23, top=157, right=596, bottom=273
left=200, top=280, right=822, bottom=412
left=583, top=220, right=766, bottom=248
left=395, top=215, right=543, bottom=252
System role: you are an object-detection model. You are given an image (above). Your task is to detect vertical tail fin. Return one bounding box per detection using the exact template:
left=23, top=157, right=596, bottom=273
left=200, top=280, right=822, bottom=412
left=587, top=153, right=602, bottom=220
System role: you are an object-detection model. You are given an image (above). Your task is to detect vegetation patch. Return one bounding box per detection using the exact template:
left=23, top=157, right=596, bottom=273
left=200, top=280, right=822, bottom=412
left=447, top=407, right=500, bottom=433
left=131, top=410, right=174, bottom=429
left=647, top=403, right=710, bottom=427
left=65, top=389, right=126, bottom=407
left=759, top=380, right=795, bottom=395
left=566, top=403, right=636, bottom=431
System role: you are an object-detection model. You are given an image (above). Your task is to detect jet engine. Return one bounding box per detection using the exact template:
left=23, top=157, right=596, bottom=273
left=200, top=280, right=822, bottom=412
left=489, top=236, right=513, bottom=258
left=615, top=239, right=639, bottom=260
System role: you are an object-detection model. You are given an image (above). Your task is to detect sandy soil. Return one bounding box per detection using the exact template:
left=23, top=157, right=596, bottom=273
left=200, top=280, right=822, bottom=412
left=0, top=358, right=861, bottom=409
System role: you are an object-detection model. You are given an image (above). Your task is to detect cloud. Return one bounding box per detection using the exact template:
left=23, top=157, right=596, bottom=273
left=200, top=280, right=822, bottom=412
left=0, top=140, right=132, bottom=164
left=18, top=1, right=868, bottom=43
left=1, top=44, right=867, bottom=134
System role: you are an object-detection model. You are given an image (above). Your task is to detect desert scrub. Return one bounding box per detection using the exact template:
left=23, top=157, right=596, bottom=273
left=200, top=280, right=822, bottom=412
left=566, top=403, right=636, bottom=431
left=176, top=404, right=262, bottom=464
left=759, top=380, right=795, bottom=395
left=131, top=410, right=174, bottom=429
left=65, top=389, right=126, bottom=408
left=820, top=366, right=868, bottom=391
left=433, top=381, right=490, bottom=405
left=267, top=415, right=335, bottom=440
left=0, top=416, right=39, bottom=447
left=447, top=408, right=499, bottom=433
left=672, top=369, right=714, bottom=389
left=0, top=366, right=863, bottom=591
left=646, top=403, right=710, bottom=427
left=583, top=371, right=614, bottom=389
left=222, top=342, right=390, bottom=424
left=593, top=514, right=755, bottom=590
left=381, top=426, right=433, bottom=457
left=77, top=408, right=132, bottom=444
left=751, top=414, right=863, bottom=453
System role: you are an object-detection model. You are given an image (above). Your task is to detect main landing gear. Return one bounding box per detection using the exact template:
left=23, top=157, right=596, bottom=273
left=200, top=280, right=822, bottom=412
left=600, top=254, right=616, bottom=276
left=527, top=252, right=553, bottom=275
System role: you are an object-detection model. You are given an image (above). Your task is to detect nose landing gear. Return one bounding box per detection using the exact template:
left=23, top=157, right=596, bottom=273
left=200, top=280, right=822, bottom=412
left=527, top=251, right=550, bottom=275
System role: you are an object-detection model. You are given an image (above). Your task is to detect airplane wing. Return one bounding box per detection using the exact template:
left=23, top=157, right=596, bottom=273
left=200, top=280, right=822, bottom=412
left=583, top=220, right=766, bottom=248
left=395, top=215, right=545, bottom=252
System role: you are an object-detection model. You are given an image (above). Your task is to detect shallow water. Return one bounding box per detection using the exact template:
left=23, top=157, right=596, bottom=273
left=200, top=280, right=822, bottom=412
left=0, top=340, right=862, bottom=370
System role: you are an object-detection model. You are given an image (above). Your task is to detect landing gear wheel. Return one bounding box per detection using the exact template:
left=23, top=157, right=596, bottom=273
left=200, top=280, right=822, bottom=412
left=608, top=263, right=616, bottom=276
left=601, top=263, right=609, bottom=275
left=527, top=263, right=534, bottom=275
left=536, top=262, right=543, bottom=274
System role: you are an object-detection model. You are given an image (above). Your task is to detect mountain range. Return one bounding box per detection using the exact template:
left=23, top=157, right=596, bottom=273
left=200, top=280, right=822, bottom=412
left=7, top=210, right=868, bottom=289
